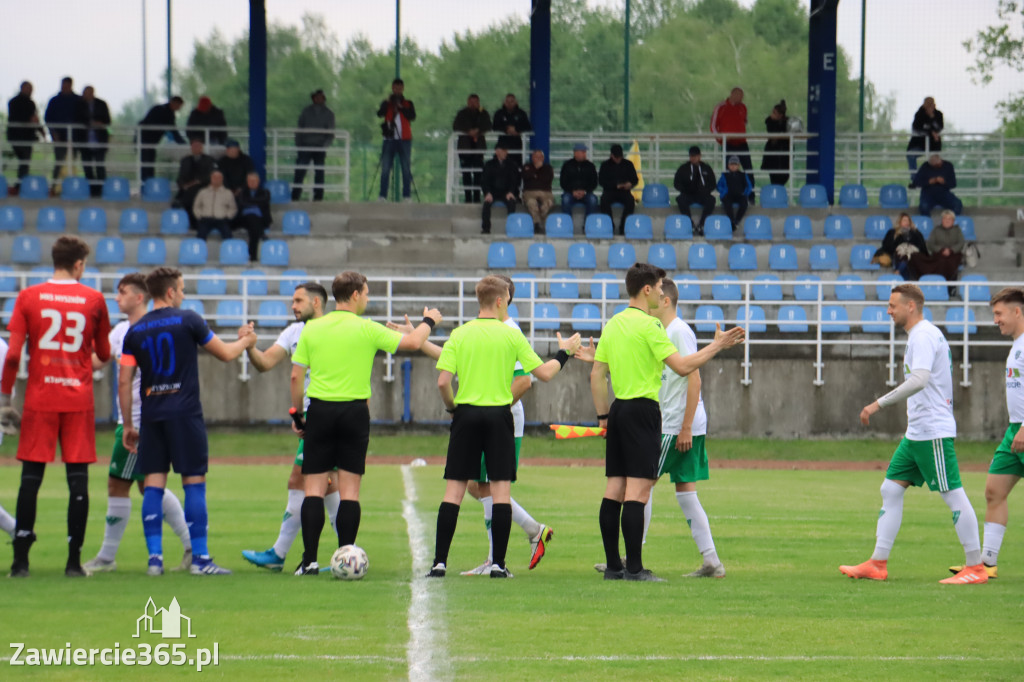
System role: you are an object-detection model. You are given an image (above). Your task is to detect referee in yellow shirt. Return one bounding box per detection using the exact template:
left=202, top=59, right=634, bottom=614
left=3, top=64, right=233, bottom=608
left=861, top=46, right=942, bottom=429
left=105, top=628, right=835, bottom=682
left=427, top=275, right=581, bottom=578
left=291, top=271, right=441, bottom=575
left=589, top=263, right=744, bottom=581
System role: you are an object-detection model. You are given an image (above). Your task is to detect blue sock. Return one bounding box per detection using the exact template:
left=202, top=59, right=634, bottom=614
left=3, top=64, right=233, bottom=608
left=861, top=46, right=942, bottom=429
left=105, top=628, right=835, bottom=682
left=183, top=482, right=208, bottom=559
left=142, top=486, right=165, bottom=557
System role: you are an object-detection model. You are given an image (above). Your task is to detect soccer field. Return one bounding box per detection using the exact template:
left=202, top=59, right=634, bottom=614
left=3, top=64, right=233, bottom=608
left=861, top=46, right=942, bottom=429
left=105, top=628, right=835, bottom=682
left=0, top=461, right=1020, bottom=681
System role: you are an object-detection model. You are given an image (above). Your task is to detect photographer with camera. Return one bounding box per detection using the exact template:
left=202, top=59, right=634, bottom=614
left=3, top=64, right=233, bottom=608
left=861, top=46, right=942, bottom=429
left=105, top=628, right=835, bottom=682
left=376, top=79, right=416, bottom=202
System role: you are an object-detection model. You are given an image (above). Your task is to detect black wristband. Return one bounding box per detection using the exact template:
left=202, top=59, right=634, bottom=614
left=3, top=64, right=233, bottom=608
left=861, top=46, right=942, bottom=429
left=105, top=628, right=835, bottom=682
left=597, top=413, right=609, bottom=420
left=555, top=349, right=569, bottom=368
left=421, top=316, right=436, bottom=329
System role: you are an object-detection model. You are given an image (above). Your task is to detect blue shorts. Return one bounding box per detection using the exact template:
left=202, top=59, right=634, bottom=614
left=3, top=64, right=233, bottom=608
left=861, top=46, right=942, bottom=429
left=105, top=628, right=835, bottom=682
left=138, top=416, right=209, bottom=477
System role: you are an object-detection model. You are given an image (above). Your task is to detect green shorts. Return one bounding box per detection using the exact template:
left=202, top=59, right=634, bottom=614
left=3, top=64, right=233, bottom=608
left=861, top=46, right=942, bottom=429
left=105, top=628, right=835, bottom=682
left=658, top=434, right=709, bottom=484
left=475, top=436, right=522, bottom=484
left=989, top=423, right=1024, bottom=477
left=293, top=439, right=305, bottom=467
left=109, top=424, right=145, bottom=482
left=886, top=437, right=962, bottom=492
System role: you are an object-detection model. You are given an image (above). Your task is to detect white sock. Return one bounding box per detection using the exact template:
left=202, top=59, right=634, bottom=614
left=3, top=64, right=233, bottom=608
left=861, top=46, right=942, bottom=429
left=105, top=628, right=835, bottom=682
left=325, top=491, right=341, bottom=536
left=97, top=497, right=132, bottom=562
left=642, top=496, right=652, bottom=544
left=982, top=522, right=1006, bottom=565
left=871, top=479, right=906, bottom=561
left=676, top=491, right=719, bottom=566
left=941, top=487, right=982, bottom=565
left=0, top=503, right=15, bottom=538
left=272, top=489, right=305, bottom=559
left=511, top=497, right=541, bottom=539
left=162, top=489, right=191, bottom=551
left=480, top=496, right=494, bottom=562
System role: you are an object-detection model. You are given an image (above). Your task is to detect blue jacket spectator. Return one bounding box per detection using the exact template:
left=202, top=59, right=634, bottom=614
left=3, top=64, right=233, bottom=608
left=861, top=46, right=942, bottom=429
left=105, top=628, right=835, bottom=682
left=912, top=153, right=962, bottom=216
left=716, top=156, right=753, bottom=230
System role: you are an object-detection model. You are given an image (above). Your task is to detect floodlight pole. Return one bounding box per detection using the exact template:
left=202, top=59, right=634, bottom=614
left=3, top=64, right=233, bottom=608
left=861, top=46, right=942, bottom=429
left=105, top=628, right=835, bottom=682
left=529, top=0, right=552, bottom=159
left=142, top=0, right=149, bottom=108
left=624, top=0, right=631, bottom=132
left=858, top=0, right=866, bottom=133
left=166, top=0, right=172, bottom=100
left=395, top=0, right=401, bottom=79
left=249, top=0, right=268, bottom=179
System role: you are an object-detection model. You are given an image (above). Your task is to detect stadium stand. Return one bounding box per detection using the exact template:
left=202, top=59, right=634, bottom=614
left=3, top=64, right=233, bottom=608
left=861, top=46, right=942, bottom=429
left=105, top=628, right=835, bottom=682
left=809, top=244, right=838, bottom=270
left=18, top=176, right=47, bottom=199
left=102, top=177, right=131, bottom=201
left=142, top=178, right=172, bottom=202
left=879, top=184, right=909, bottom=209
left=240, top=269, right=269, bottom=296
left=220, top=239, right=250, bottom=266
left=571, top=303, right=602, bottom=331
left=584, top=214, right=613, bottom=239
left=834, top=274, right=865, bottom=301
left=850, top=244, right=880, bottom=270
left=608, top=243, right=636, bottom=269
left=736, top=304, right=767, bottom=332
left=95, top=237, right=125, bottom=265
left=752, top=274, right=782, bottom=301
left=694, top=305, right=724, bottom=332
left=824, top=214, right=853, bottom=240
left=590, top=273, right=619, bottom=299
left=78, top=207, right=108, bottom=233
left=944, top=308, right=978, bottom=335
left=663, top=215, right=693, bottom=240
left=743, top=215, right=772, bottom=240
left=777, top=305, right=809, bottom=332
left=918, top=274, right=950, bottom=301
left=179, top=238, right=209, bottom=266
left=528, top=242, right=557, bottom=268
left=838, top=183, right=868, bottom=208
left=864, top=215, right=891, bottom=240
left=711, top=274, right=741, bottom=301
left=783, top=215, right=813, bottom=240
left=266, top=180, right=291, bottom=204
left=916, top=216, right=934, bottom=240
left=704, top=215, right=732, bottom=240
left=137, top=237, right=167, bottom=265
left=259, top=239, right=290, bottom=266
left=197, top=268, right=228, bottom=296
left=488, top=242, right=516, bottom=268
left=545, top=214, right=574, bottom=238
left=641, top=183, right=670, bottom=208
left=279, top=269, right=308, bottom=295
left=61, top=177, right=90, bottom=201
left=282, top=210, right=312, bottom=236
left=688, top=243, right=717, bottom=270
left=160, top=208, right=190, bottom=234
left=624, top=215, right=654, bottom=240
left=821, top=305, right=851, bottom=333
left=759, top=184, right=788, bottom=208
left=568, top=242, right=597, bottom=269
left=505, top=213, right=534, bottom=238
left=534, top=302, right=561, bottom=330
left=550, top=273, right=579, bottom=299
left=1, top=206, right=25, bottom=231
left=119, top=208, right=149, bottom=234
left=875, top=274, right=904, bottom=300
left=769, top=244, right=799, bottom=271
left=257, top=300, right=289, bottom=328
left=860, top=307, right=891, bottom=333
left=799, top=183, right=829, bottom=208
left=647, top=243, right=676, bottom=270
left=794, top=275, right=822, bottom=301
left=728, top=243, right=757, bottom=271
left=957, top=216, right=977, bottom=241
left=37, top=207, right=66, bottom=232
left=959, top=274, right=990, bottom=302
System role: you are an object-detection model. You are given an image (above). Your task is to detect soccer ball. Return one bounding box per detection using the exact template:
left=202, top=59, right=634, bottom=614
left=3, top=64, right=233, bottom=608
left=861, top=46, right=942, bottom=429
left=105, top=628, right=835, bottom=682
left=330, top=544, right=369, bottom=580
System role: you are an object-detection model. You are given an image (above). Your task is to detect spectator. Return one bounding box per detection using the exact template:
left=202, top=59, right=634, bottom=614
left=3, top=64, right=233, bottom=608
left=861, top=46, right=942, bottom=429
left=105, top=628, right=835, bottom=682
left=186, top=96, right=228, bottom=146
left=874, top=212, right=928, bottom=280
left=480, top=143, right=521, bottom=235
left=138, top=96, right=186, bottom=181
left=73, top=86, right=111, bottom=197
left=492, top=93, right=532, bottom=167
left=911, top=210, right=965, bottom=293
left=235, top=172, right=272, bottom=263
left=673, top=145, right=716, bottom=236
left=175, top=140, right=216, bottom=227
left=716, top=156, right=753, bottom=230
left=761, top=100, right=790, bottom=186
left=377, top=79, right=416, bottom=201
left=912, top=153, right=962, bottom=216
left=906, top=96, right=943, bottom=175
left=292, top=89, right=335, bottom=202
left=193, top=170, right=237, bottom=241
left=217, top=139, right=255, bottom=197
left=452, top=94, right=491, bottom=203
left=710, top=87, right=754, bottom=200
left=559, top=143, right=599, bottom=217
left=6, top=81, right=43, bottom=192
left=598, top=144, right=639, bottom=235
left=521, top=149, right=555, bottom=233
left=44, top=76, right=79, bottom=191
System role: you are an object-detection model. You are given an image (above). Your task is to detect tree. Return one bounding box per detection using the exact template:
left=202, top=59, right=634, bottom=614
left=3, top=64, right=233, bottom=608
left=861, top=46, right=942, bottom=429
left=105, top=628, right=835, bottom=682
left=964, top=0, right=1024, bottom=132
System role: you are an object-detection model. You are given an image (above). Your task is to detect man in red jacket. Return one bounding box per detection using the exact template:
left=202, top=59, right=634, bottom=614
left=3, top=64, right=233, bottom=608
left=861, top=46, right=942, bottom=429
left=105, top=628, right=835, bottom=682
left=710, top=87, right=754, bottom=201
left=377, top=79, right=417, bottom=202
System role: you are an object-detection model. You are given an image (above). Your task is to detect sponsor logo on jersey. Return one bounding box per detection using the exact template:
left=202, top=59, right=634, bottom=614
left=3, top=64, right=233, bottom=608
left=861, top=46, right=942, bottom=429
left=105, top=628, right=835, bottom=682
left=1008, top=368, right=1021, bottom=379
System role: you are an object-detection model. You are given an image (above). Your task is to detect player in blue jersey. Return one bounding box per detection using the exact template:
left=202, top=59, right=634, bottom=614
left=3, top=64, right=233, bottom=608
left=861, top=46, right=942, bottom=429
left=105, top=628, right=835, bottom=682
left=119, top=267, right=257, bottom=576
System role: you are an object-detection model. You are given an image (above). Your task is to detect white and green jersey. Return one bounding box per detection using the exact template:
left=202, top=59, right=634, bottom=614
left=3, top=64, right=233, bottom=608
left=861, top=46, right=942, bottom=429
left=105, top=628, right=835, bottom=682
left=659, top=318, right=707, bottom=436
left=507, top=317, right=526, bottom=437
left=110, top=320, right=142, bottom=427
left=1005, top=335, right=1024, bottom=423
left=275, top=321, right=311, bottom=411
left=903, top=319, right=956, bottom=440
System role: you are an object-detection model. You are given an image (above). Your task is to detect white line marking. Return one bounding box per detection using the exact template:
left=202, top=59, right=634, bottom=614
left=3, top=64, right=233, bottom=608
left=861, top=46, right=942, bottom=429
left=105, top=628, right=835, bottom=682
left=401, top=465, right=449, bottom=682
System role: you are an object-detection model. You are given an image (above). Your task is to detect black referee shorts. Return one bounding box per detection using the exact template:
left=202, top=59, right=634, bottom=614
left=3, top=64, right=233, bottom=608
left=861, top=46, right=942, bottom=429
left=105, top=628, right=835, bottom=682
left=302, top=398, right=370, bottom=476
left=605, top=397, right=662, bottom=479
left=444, top=405, right=516, bottom=483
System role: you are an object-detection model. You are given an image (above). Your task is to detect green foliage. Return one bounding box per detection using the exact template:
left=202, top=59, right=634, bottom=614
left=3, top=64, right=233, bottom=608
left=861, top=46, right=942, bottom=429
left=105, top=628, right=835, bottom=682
left=964, top=0, right=1024, bottom=132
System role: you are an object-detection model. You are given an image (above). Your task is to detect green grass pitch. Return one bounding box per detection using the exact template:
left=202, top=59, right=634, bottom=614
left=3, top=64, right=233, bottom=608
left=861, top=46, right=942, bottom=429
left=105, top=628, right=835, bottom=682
left=0, top=456, right=1021, bottom=680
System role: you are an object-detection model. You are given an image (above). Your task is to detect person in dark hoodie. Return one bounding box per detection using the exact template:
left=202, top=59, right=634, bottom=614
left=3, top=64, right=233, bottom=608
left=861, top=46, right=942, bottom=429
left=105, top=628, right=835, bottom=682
left=559, top=144, right=599, bottom=217
left=598, top=144, right=639, bottom=235
left=186, top=96, right=228, bottom=146
left=906, top=97, right=943, bottom=177
left=716, top=156, right=753, bottom=230
left=912, top=153, right=962, bottom=216
left=674, top=145, right=717, bottom=236
left=138, top=96, right=186, bottom=181
left=452, top=94, right=491, bottom=203
left=217, top=139, right=255, bottom=197
left=761, top=100, right=790, bottom=187
left=6, top=81, right=44, bottom=191
left=480, top=143, right=522, bottom=234
left=492, top=93, right=532, bottom=167
left=73, top=86, right=111, bottom=196
left=44, top=76, right=79, bottom=190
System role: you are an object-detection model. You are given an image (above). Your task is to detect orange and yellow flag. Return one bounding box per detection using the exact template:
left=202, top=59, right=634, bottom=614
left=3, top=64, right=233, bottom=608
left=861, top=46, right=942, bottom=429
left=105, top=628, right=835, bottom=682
left=549, top=424, right=607, bottom=439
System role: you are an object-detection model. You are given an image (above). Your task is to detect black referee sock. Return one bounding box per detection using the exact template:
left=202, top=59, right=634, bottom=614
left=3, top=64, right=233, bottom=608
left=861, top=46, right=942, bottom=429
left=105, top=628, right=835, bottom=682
left=300, top=496, right=325, bottom=566
left=599, top=498, right=623, bottom=572
left=14, top=462, right=45, bottom=562
left=65, top=464, right=89, bottom=566
left=337, top=499, right=361, bottom=547
left=491, top=503, right=512, bottom=569
left=433, top=501, right=460, bottom=566
left=622, top=501, right=645, bottom=574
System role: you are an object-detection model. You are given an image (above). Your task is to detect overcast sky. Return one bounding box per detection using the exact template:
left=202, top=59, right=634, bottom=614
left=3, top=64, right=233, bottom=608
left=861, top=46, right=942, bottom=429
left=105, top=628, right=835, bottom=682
left=1, top=0, right=1018, bottom=132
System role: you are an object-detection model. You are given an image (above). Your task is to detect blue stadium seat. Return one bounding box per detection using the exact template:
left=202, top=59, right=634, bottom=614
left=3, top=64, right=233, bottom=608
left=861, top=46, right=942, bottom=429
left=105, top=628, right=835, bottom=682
left=119, top=208, right=149, bottom=234
left=783, top=215, right=813, bottom=240
left=0, top=176, right=6, bottom=197
left=607, top=243, right=636, bottom=270
left=197, top=268, right=228, bottom=296
left=528, top=243, right=557, bottom=269
left=589, top=273, right=619, bottom=300
left=102, top=177, right=131, bottom=201
left=27, top=265, right=51, bottom=286
left=864, top=215, right=892, bottom=240
left=545, top=214, right=574, bottom=238
left=0, top=266, right=16, bottom=292
left=180, top=299, right=205, bottom=315
left=879, top=184, right=909, bottom=209
left=77, top=207, right=107, bottom=233
left=567, top=242, right=597, bottom=269
left=688, top=243, right=717, bottom=270
left=220, top=239, right=250, bottom=266
left=257, top=300, right=289, bottom=329
left=505, top=213, right=534, bottom=238
left=777, top=305, right=808, bottom=333
left=769, top=244, right=799, bottom=270
left=550, top=273, right=580, bottom=300
left=759, top=184, right=788, bottom=208
left=137, top=237, right=167, bottom=265
left=711, top=274, right=741, bottom=301
left=584, top=214, right=614, bottom=239
left=915, top=216, right=934, bottom=240
left=704, top=215, right=733, bottom=240
left=799, top=183, right=829, bottom=208
left=142, top=177, right=172, bottom=202
left=956, top=216, right=976, bottom=241
left=533, top=302, right=561, bottom=330
left=0, top=206, right=25, bottom=231
left=742, top=215, right=772, bottom=240
left=260, top=239, right=290, bottom=266
left=178, top=238, right=208, bottom=266
left=860, top=306, right=892, bottom=333
left=793, top=275, right=822, bottom=302
left=728, top=243, right=757, bottom=271
left=36, top=207, right=66, bottom=232
left=1, top=297, right=16, bottom=324
left=104, top=297, right=120, bottom=319
left=79, top=266, right=101, bottom=291
left=675, top=278, right=701, bottom=302
left=240, top=269, right=269, bottom=296
left=752, top=274, right=783, bottom=301
left=874, top=274, right=904, bottom=301
left=18, top=175, right=48, bottom=199
left=61, top=177, right=90, bottom=200
left=694, top=305, right=724, bottom=333
left=663, top=215, right=693, bottom=240
left=506, top=302, right=520, bottom=320
left=278, top=269, right=308, bottom=295
left=736, top=305, right=767, bottom=333
left=918, top=274, right=949, bottom=301
left=282, top=210, right=311, bottom=236
left=958, top=274, right=990, bottom=303
left=571, top=303, right=602, bottom=331
left=834, top=274, right=865, bottom=301
left=838, top=184, right=868, bottom=208
left=510, top=273, right=537, bottom=300
left=809, top=244, right=838, bottom=270
left=641, top=183, right=670, bottom=207
left=266, top=180, right=291, bottom=204
left=820, top=305, right=851, bottom=333
left=487, top=242, right=516, bottom=269
left=850, top=244, right=880, bottom=271
left=944, top=308, right=978, bottom=335
left=92, top=237, right=124, bottom=265
left=647, top=243, right=677, bottom=270
left=214, top=300, right=245, bottom=328
left=624, top=215, right=654, bottom=240
left=824, top=215, right=854, bottom=240
left=160, top=208, right=190, bottom=235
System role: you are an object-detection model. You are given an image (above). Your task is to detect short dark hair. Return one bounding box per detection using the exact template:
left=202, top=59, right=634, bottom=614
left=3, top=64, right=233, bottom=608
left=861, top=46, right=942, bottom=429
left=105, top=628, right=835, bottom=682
left=991, top=287, right=1024, bottom=308
left=392, top=78, right=404, bottom=86
left=475, top=275, right=509, bottom=307
left=170, top=95, right=184, bottom=105
left=891, top=283, right=924, bottom=311
left=297, top=281, right=329, bottom=308
left=494, top=274, right=515, bottom=304
left=625, top=262, right=666, bottom=298
left=661, top=278, right=679, bottom=307
left=117, top=272, right=149, bottom=300
left=51, top=236, right=90, bottom=271
left=145, top=267, right=183, bottom=300
left=61, top=76, right=73, bottom=86
left=468, top=93, right=479, bottom=100
left=332, top=271, right=367, bottom=302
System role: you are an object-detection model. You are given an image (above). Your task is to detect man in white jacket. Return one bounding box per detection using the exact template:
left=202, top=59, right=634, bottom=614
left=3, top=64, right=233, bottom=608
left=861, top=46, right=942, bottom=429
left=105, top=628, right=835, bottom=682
left=194, top=170, right=237, bottom=241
